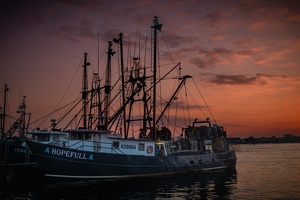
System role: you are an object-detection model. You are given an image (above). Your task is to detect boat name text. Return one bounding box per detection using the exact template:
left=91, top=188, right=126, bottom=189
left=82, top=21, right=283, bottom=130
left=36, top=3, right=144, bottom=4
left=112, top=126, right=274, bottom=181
left=45, top=147, right=93, bottom=160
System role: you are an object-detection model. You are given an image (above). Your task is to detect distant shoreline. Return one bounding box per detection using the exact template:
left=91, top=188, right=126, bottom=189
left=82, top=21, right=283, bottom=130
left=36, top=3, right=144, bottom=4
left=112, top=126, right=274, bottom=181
left=227, top=134, right=300, bottom=144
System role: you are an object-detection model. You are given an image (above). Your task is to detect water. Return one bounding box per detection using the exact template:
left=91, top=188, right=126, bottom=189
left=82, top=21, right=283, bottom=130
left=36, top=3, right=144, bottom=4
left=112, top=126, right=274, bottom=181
left=1, top=143, right=300, bottom=199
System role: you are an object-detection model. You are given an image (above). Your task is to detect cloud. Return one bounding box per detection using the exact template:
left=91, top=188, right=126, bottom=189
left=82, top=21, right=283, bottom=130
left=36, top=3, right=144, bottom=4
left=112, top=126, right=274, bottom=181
left=204, top=10, right=228, bottom=29
left=189, top=57, right=219, bottom=69
left=175, top=9, right=200, bottom=18
left=235, top=39, right=254, bottom=46
left=207, top=47, right=233, bottom=57
left=286, top=14, right=300, bottom=22
left=163, top=34, right=198, bottom=48
left=255, top=48, right=294, bottom=66
left=250, top=21, right=269, bottom=30
left=209, top=74, right=258, bottom=85
left=55, top=25, right=80, bottom=42
left=56, top=0, right=106, bottom=12
left=208, top=34, right=228, bottom=41
left=158, top=1, right=186, bottom=12
left=234, top=0, right=258, bottom=13
left=53, top=20, right=97, bottom=42
left=185, top=46, right=256, bottom=68
left=208, top=73, right=291, bottom=86
left=235, top=49, right=254, bottom=57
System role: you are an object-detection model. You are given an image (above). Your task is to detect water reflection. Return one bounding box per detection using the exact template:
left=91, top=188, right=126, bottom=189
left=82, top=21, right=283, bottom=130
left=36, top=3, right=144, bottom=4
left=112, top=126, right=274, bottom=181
left=1, top=169, right=237, bottom=199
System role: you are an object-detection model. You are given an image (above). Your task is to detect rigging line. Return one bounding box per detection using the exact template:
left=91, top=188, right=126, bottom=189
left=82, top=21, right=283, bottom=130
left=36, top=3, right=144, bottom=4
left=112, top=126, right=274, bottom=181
left=97, top=29, right=100, bottom=75
left=155, top=105, right=181, bottom=136
left=184, top=83, right=191, bottom=125
left=137, top=28, right=151, bottom=59
left=100, top=42, right=109, bottom=82
left=161, top=31, right=176, bottom=65
left=185, top=86, right=209, bottom=119
left=180, top=86, right=187, bottom=128
left=139, top=12, right=141, bottom=57
left=30, top=98, right=81, bottom=126
left=145, top=62, right=181, bottom=93
left=134, top=17, right=138, bottom=57
left=192, top=77, right=217, bottom=124
left=157, top=37, right=163, bottom=126
left=8, top=91, right=18, bottom=111
left=56, top=97, right=82, bottom=125
left=174, top=86, right=178, bottom=136
left=37, top=55, right=83, bottom=128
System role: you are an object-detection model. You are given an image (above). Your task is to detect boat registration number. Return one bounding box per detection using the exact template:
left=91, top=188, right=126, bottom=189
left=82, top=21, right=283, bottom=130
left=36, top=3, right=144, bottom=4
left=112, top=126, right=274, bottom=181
left=121, top=144, right=136, bottom=149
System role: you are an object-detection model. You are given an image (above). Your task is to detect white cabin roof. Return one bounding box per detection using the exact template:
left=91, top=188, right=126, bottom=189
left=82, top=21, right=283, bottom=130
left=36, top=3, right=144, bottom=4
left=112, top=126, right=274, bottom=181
left=27, top=131, right=67, bottom=135
left=63, top=129, right=111, bottom=134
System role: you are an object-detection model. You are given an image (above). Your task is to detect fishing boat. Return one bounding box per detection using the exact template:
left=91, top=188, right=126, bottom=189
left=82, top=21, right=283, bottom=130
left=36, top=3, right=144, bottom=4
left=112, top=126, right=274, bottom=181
left=26, top=17, right=236, bottom=179
left=0, top=86, right=68, bottom=178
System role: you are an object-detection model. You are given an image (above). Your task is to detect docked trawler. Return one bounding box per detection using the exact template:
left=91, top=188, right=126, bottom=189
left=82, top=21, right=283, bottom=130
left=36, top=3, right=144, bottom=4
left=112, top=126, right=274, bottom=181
left=26, top=17, right=236, bottom=179
left=0, top=87, right=68, bottom=176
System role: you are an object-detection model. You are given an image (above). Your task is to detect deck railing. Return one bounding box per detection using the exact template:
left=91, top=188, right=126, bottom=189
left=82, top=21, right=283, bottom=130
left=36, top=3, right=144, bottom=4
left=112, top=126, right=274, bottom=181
left=52, top=140, right=125, bottom=154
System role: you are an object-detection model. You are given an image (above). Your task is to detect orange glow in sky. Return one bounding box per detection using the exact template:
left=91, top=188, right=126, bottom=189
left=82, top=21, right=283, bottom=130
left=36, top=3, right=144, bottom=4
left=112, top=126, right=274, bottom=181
left=0, top=0, right=299, bottom=138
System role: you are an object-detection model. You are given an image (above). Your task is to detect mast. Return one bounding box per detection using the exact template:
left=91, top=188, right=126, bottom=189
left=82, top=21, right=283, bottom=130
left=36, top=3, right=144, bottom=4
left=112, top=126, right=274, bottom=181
left=82, top=53, right=90, bottom=129
left=113, top=33, right=127, bottom=138
left=18, top=96, right=27, bottom=137
left=104, top=41, right=115, bottom=130
left=1, top=84, right=9, bottom=139
left=151, top=16, right=162, bottom=139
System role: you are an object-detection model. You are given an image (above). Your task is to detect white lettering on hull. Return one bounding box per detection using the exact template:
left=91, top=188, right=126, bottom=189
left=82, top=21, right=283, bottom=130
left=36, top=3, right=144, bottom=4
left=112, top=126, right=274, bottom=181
left=45, top=147, right=93, bottom=160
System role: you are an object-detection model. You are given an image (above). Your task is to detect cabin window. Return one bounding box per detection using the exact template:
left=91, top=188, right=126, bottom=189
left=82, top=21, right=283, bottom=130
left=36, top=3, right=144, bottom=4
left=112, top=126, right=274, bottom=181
left=78, top=132, right=83, bottom=140
left=138, top=143, right=145, bottom=151
left=37, top=134, right=50, bottom=141
left=85, top=133, right=91, bottom=140
left=70, top=133, right=77, bottom=140
left=113, top=142, right=119, bottom=149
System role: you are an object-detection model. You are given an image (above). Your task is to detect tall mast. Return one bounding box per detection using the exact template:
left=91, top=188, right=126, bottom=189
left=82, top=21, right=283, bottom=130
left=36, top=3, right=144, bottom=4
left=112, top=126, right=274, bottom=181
left=82, top=53, right=90, bottom=129
left=18, top=96, right=27, bottom=137
left=1, top=84, right=9, bottom=138
left=151, top=16, right=162, bottom=139
left=104, top=41, right=115, bottom=130
left=113, top=33, right=127, bottom=138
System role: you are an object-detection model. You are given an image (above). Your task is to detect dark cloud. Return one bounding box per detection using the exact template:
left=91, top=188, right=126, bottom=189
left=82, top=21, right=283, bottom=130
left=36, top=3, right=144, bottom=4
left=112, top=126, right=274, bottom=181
left=208, top=73, right=289, bottom=86
left=53, top=20, right=97, bottom=42
left=236, top=49, right=254, bottom=57
left=204, top=10, right=227, bottom=28
left=204, top=47, right=233, bottom=57
left=209, top=74, right=258, bottom=85
left=163, top=34, right=198, bottom=48
left=187, top=46, right=234, bottom=68
left=158, top=1, right=187, bottom=12
left=234, top=0, right=258, bottom=13
left=56, top=0, right=106, bottom=12
left=185, top=45, right=256, bottom=68
left=256, top=73, right=287, bottom=79
left=235, top=39, right=254, bottom=46
left=189, top=57, right=219, bottom=69
left=55, top=25, right=80, bottom=42
left=158, top=100, right=206, bottom=111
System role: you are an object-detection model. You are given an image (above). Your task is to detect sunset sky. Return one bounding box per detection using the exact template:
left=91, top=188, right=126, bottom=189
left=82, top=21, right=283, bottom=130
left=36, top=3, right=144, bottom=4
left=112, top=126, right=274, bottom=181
left=0, top=0, right=300, bottom=138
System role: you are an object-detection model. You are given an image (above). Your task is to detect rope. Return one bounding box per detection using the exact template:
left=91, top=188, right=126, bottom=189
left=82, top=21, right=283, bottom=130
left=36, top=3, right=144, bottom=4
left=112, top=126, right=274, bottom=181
left=185, top=86, right=209, bottom=118
left=37, top=55, right=83, bottom=128
left=192, top=77, right=217, bottom=124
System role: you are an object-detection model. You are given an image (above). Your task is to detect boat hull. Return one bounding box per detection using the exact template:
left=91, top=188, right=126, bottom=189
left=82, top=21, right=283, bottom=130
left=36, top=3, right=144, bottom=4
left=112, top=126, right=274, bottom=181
left=26, top=140, right=236, bottom=179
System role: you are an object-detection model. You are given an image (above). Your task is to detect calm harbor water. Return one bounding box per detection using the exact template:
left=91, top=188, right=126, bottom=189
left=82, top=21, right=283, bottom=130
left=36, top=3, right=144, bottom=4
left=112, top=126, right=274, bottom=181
left=1, top=143, right=300, bottom=199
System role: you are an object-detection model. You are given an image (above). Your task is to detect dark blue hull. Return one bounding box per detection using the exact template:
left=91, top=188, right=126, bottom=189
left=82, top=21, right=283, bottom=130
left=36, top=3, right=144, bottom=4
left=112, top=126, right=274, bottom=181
left=0, top=141, right=36, bottom=164
left=26, top=140, right=236, bottom=179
